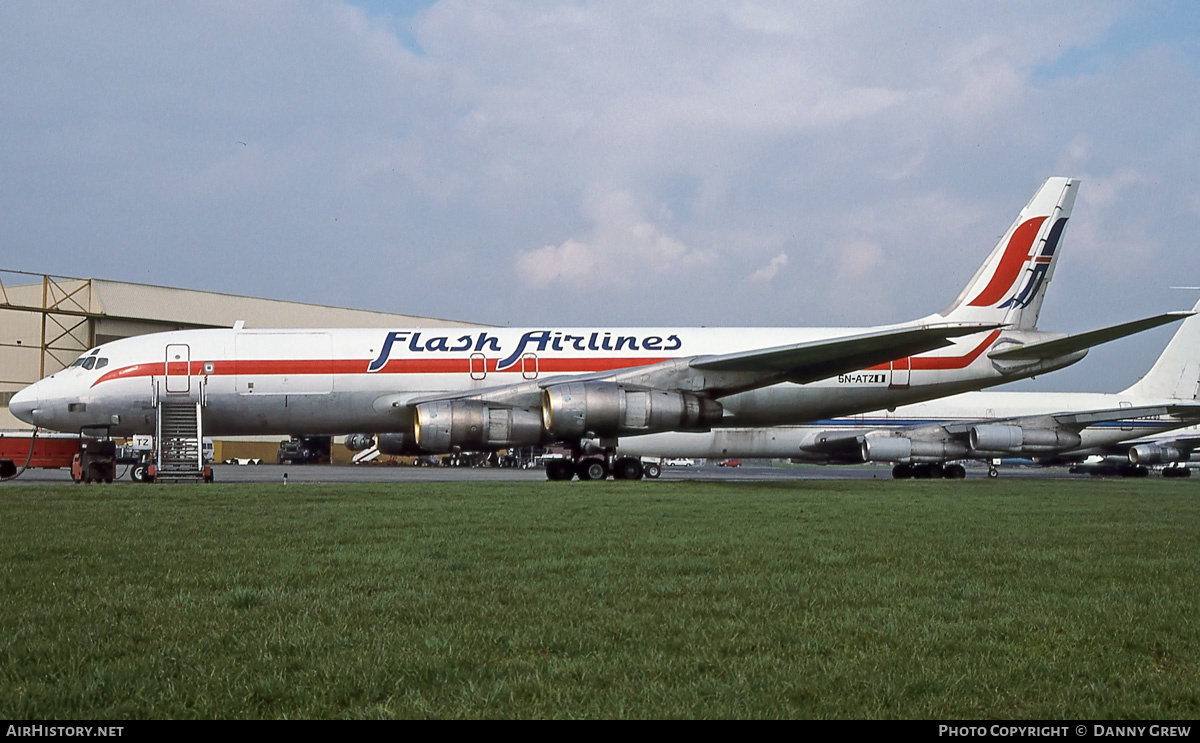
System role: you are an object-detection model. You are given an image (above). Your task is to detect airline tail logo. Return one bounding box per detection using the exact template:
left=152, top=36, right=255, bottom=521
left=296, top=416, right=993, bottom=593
left=967, top=216, right=1068, bottom=309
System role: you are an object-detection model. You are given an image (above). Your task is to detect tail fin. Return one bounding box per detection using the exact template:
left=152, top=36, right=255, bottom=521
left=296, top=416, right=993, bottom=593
left=1120, top=298, right=1200, bottom=400
left=938, top=177, right=1079, bottom=330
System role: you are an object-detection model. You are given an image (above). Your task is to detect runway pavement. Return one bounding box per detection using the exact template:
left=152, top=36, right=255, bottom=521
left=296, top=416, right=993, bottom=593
left=2, top=461, right=1097, bottom=485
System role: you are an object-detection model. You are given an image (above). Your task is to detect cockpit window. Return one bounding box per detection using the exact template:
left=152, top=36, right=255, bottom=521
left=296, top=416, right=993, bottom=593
left=69, top=355, right=108, bottom=371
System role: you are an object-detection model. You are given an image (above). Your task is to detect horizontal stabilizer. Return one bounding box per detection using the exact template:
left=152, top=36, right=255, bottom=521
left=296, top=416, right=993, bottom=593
left=691, top=322, right=1002, bottom=384
left=987, top=312, right=1192, bottom=361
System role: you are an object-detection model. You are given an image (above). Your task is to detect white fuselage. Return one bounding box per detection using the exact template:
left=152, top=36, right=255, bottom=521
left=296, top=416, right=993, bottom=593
left=11, top=323, right=1071, bottom=438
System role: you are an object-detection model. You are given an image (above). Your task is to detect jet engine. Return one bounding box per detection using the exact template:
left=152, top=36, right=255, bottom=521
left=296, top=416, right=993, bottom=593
left=861, top=435, right=968, bottom=463
left=377, top=432, right=421, bottom=456
left=1128, top=443, right=1189, bottom=465
left=344, top=432, right=422, bottom=455
left=541, top=381, right=723, bottom=440
left=344, top=434, right=375, bottom=452
left=413, top=400, right=543, bottom=453
left=969, top=424, right=1081, bottom=453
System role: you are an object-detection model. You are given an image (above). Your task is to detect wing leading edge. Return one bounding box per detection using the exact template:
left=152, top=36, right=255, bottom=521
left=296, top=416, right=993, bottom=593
left=688, top=322, right=1002, bottom=384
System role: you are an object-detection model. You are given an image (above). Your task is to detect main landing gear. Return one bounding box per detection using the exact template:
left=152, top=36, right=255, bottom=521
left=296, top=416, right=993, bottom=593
left=545, top=447, right=648, bottom=481
left=891, top=462, right=967, bottom=480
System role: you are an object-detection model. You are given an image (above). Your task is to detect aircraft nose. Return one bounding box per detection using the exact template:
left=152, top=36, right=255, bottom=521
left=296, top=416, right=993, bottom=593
left=8, top=384, right=39, bottom=425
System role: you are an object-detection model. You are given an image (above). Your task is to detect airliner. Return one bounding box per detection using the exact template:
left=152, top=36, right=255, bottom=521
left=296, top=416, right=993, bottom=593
left=8, top=177, right=1185, bottom=480
left=613, top=298, right=1200, bottom=479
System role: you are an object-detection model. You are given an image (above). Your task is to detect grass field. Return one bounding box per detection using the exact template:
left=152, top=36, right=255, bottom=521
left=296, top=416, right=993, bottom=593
left=1, top=479, right=1197, bottom=719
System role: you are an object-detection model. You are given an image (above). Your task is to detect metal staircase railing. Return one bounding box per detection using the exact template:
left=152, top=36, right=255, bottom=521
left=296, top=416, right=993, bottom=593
left=152, top=379, right=209, bottom=482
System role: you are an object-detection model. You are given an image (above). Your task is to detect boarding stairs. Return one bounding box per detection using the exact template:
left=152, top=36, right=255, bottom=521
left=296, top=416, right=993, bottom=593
left=151, top=377, right=212, bottom=483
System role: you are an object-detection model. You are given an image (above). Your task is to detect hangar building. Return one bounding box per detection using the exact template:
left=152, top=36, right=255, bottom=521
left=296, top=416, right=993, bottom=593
left=1, top=269, right=479, bottom=462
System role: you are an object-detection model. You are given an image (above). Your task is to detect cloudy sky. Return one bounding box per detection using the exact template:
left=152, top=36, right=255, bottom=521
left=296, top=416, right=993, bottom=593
left=2, top=1, right=1198, bottom=392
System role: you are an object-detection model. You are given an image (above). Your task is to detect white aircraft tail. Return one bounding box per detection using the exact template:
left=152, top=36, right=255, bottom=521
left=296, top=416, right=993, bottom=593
left=1121, top=298, right=1200, bottom=400
left=936, top=177, right=1079, bottom=331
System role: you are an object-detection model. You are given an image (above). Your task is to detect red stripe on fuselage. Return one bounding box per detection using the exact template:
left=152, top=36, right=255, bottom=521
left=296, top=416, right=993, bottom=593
left=91, top=356, right=673, bottom=387
left=865, top=330, right=1001, bottom=371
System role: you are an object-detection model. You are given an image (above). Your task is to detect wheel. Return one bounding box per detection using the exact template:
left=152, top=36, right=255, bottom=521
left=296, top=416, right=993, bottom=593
left=891, top=464, right=913, bottom=479
left=612, top=457, right=643, bottom=480
left=945, top=464, right=967, bottom=479
left=0, top=461, right=16, bottom=479
left=545, top=459, right=574, bottom=481
left=643, top=462, right=661, bottom=479
left=130, top=463, right=148, bottom=483
left=987, top=467, right=999, bottom=479
left=577, top=459, right=609, bottom=481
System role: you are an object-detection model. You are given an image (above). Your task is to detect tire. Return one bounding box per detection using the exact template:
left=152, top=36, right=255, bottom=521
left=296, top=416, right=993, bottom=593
left=613, top=457, right=643, bottom=480
left=130, top=463, right=148, bottom=483
left=892, top=464, right=912, bottom=479
left=987, top=468, right=999, bottom=479
left=545, top=460, right=574, bottom=481
left=0, top=461, right=16, bottom=479
left=577, top=459, right=609, bottom=481
left=643, top=462, right=662, bottom=479
left=945, top=464, right=967, bottom=479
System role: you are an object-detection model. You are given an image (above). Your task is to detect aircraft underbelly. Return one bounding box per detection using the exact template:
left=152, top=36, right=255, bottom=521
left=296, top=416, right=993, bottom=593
left=204, top=391, right=412, bottom=436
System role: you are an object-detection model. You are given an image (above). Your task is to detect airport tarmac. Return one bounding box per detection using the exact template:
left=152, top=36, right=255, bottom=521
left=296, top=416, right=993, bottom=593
left=1, top=461, right=1103, bottom=485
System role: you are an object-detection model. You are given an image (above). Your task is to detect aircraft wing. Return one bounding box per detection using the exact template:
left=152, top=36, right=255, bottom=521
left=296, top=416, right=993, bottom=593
left=940, top=403, right=1200, bottom=435
left=689, top=322, right=1002, bottom=384
left=987, top=312, right=1191, bottom=361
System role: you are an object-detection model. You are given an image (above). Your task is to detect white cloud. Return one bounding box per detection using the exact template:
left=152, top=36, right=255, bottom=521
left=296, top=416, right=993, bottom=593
left=747, top=252, right=789, bottom=283
left=516, top=188, right=713, bottom=289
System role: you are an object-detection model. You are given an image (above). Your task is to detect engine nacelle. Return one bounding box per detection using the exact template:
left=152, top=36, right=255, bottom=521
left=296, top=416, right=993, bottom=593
left=861, top=436, right=968, bottom=463
left=969, top=424, right=1081, bottom=453
left=1129, top=443, right=1188, bottom=465
left=542, top=381, right=723, bottom=440
left=377, top=432, right=420, bottom=456
left=413, top=400, right=543, bottom=453
left=344, top=434, right=376, bottom=452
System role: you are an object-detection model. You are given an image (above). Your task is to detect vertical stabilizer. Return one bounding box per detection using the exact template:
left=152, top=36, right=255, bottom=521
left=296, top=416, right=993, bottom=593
left=938, top=177, right=1078, bottom=330
left=1121, top=298, right=1200, bottom=400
